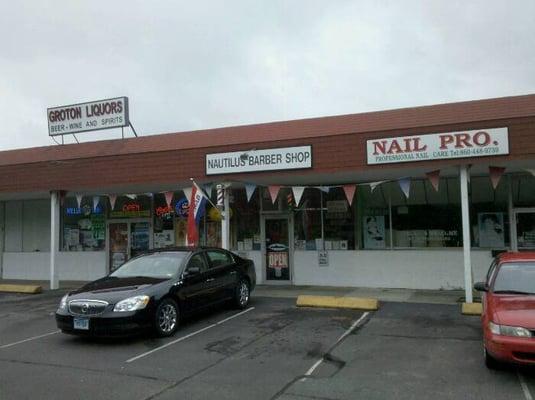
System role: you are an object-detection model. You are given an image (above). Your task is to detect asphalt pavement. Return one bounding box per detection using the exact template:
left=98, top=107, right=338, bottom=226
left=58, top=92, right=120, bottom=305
left=0, top=291, right=534, bottom=400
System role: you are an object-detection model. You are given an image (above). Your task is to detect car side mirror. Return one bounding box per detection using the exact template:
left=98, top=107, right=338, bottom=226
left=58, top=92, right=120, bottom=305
left=184, top=266, right=200, bottom=277
left=474, top=282, right=488, bottom=292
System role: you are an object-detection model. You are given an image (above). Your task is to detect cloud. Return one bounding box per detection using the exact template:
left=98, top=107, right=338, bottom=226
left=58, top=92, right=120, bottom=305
left=1, top=0, right=535, bottom=150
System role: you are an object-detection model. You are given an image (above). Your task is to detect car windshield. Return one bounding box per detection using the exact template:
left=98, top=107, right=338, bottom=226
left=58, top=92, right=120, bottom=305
left=110, top=252, right=188, bottom=279
left=493, top=262, right=535, bottom=294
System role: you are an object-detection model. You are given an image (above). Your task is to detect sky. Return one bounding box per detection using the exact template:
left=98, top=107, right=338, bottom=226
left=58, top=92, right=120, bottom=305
left=1, top=0, right=535, bottom=151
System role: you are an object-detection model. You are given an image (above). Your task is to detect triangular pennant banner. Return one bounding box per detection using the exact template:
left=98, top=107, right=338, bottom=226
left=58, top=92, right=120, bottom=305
left=489, top=166, right=506, bottom=189
left=202, top=183, right=213, bottom=198
left=398, top=178, right=411, bottom=199
left=369, top=181, right=384, bottom=192
left=93, top=196, right=100, bottom=212
left=525, top=169, right=535, bottom=177
left=75, top=194, right=83, bottom=208
left=182, top=187, right=192, bottom=203
left=268, top=185, right=281, bottom=204
left=426, top=170, right=440, bottom=192
left=292, top=186, right=305, bottom=206
left=343, top=185, right=357, bottom=206
left=164, top=191, right=174, bottom=208
left=245, top=183, right=257, bottom=203
left=316, top=186, right=330, bottom=193
left=125, top=194, right=137, bottom=200
left=108, top=194, right=117, bottom=210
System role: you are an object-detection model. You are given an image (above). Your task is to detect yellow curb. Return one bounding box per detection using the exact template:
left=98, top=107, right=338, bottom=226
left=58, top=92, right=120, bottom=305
left=296, top=295, right=379, bottom=311
left=0, top=284, right=42, bottom=294
left=462, top=302, right=482, bottom=315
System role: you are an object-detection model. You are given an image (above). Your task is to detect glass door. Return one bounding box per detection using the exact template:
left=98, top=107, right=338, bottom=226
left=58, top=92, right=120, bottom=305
left=263, top=216, right=292, bottom=282
left=109, top=222, right=128, bottom=273
left=107, top=220, right=152, bottom=272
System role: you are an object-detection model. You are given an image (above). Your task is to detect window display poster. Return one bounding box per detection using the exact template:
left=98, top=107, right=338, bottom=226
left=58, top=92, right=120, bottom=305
left=363, top=215, right=386, bottom=249
left=478, top=212, right=505, bottom=248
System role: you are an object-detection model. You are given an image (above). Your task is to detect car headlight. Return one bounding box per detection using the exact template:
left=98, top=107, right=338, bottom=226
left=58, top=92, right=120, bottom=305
left=489, top=321, right=532, bottom=337
left=113, top=295, right=150, bottom=312
left=58, top=294, right=69, bottom=311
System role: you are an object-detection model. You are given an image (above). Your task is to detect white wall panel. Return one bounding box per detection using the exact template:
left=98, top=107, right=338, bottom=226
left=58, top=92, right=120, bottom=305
left=4, top=202, right=22, bottom=252
left=292, top=249, right=493, bottom=290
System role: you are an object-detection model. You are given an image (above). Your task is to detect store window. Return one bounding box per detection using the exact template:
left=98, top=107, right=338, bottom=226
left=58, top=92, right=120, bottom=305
left=153, top=193, right=177, bottom=249
left=323, top=187, right=355, bottom=250
left=294, top=188, right=323, bottom=250
left=470, top=176, right=509, bottom=249
left=231, top=188, right=260, bottom=251
left=62, top=197, right=106, bottom=251
left=357, top=178, right=463, bottom=249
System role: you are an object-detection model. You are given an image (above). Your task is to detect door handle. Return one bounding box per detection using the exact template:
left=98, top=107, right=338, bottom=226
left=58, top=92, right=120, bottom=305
left=205, top=278, right=215, bottom=282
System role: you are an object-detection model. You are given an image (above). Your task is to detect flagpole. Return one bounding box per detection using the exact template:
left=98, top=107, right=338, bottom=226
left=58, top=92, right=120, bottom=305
left=190, top=178, right=218, bottom=209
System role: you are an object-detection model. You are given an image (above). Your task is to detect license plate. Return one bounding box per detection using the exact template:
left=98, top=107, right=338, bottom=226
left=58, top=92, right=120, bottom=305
left=73, top=318, right=89, bottom=330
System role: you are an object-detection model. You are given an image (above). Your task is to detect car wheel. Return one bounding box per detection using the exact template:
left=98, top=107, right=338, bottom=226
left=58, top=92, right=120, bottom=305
left=154, top=298, right=179, bottom=337
left=484, top=348, right=501, bottom=370
left=234, top=279, right=250, bottom=309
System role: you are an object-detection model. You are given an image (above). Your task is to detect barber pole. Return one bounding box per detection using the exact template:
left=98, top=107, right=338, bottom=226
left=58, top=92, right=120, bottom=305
left=217, top=185, right=224, bottom=208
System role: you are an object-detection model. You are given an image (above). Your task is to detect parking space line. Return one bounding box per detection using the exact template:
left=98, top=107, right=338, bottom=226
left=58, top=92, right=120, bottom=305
left=303, top=312, right=370, bottom=378
left=0, top=330, right=61, bottom=349
left=126, top=307, right=255, bottom=363
left=518, top=373, right=533, bottom=400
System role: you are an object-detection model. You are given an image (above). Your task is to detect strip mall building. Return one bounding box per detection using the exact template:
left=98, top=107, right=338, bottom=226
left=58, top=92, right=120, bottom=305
left=1, top=94, right=535, bottom=300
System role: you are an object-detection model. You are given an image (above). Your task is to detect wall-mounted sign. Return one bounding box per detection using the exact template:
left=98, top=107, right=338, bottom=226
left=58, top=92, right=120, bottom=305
left=175, top=199, right=189, bottom=218
left=366, top=128, right=508, bottom=165
left=318, top=250, right=329, bottom=267
left=206, top=145, right=312, bottom=175
left=47, top=97, right=129, bottom=136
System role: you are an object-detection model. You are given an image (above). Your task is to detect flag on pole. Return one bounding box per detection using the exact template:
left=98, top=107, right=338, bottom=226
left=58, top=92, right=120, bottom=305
left=186, top=182, right=208, bottom=246
left=292, top=186, right=305, bottom=206
left=343, top=185, right=357, bottom=206
left=426, top=170, right=440, bottom=192
left=489, top=166, right=506, bottom=189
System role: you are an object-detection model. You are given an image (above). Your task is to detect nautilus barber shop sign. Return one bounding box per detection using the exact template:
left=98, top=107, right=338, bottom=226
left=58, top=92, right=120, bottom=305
left=367, top=127, right=509, bottom=165
left=47, top=97, right=129, bottom=136
left=206, top=146, right=312, bottom=175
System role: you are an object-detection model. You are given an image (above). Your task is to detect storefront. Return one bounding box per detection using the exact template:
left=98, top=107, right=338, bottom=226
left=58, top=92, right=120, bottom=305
left=1, top=94, right=535, bottom=297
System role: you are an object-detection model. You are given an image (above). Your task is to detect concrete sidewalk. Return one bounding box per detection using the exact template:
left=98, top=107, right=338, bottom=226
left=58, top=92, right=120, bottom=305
left=254, top=285, right=471, bottom=305
left=0, top=279, right=472, bottom=305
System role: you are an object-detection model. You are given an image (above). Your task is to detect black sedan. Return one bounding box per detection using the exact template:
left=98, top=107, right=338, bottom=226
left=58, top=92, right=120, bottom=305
left=55, top=247, right=256, bottom=337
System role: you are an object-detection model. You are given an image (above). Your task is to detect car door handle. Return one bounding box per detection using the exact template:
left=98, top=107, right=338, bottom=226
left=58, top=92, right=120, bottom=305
left=205, top=278, right=215, bottom=282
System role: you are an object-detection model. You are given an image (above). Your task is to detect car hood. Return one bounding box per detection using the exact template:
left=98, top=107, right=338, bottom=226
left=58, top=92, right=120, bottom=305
left=491, top=295, right=535, bottom=329
left=68, top=276, right=169, bottom=303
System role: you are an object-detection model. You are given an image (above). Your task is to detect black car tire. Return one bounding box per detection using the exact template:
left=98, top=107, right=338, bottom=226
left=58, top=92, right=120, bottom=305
left=154, top=298, right=179, bottom=337
left=484, top=348, right=501, bottom=370
left=234, top=279, right=250, bottom=309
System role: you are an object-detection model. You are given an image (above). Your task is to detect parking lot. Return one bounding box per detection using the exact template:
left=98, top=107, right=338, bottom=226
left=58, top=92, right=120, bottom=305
left=0, top=291, right=534, bottom=400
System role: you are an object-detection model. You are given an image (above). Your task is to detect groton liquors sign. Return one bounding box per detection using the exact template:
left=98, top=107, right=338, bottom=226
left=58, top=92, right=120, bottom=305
left=366, top=127, right=509, bottom=165
left=47, top=97, right=129, bottom=136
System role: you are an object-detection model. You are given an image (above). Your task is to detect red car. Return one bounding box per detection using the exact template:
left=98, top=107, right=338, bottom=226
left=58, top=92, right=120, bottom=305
left=475, top=252, right=535, bottom=368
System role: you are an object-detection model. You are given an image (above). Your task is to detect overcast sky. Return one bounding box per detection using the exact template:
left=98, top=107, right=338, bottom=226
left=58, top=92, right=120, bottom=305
left=1, top=1, right=535, bottom=151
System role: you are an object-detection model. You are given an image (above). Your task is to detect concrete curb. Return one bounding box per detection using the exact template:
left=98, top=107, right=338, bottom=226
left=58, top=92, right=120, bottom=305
left=296, top=295, right=379, bottom=311
left=0, top=284, right=42, bottom=294
left=461, top=302, right=482, bottom=315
